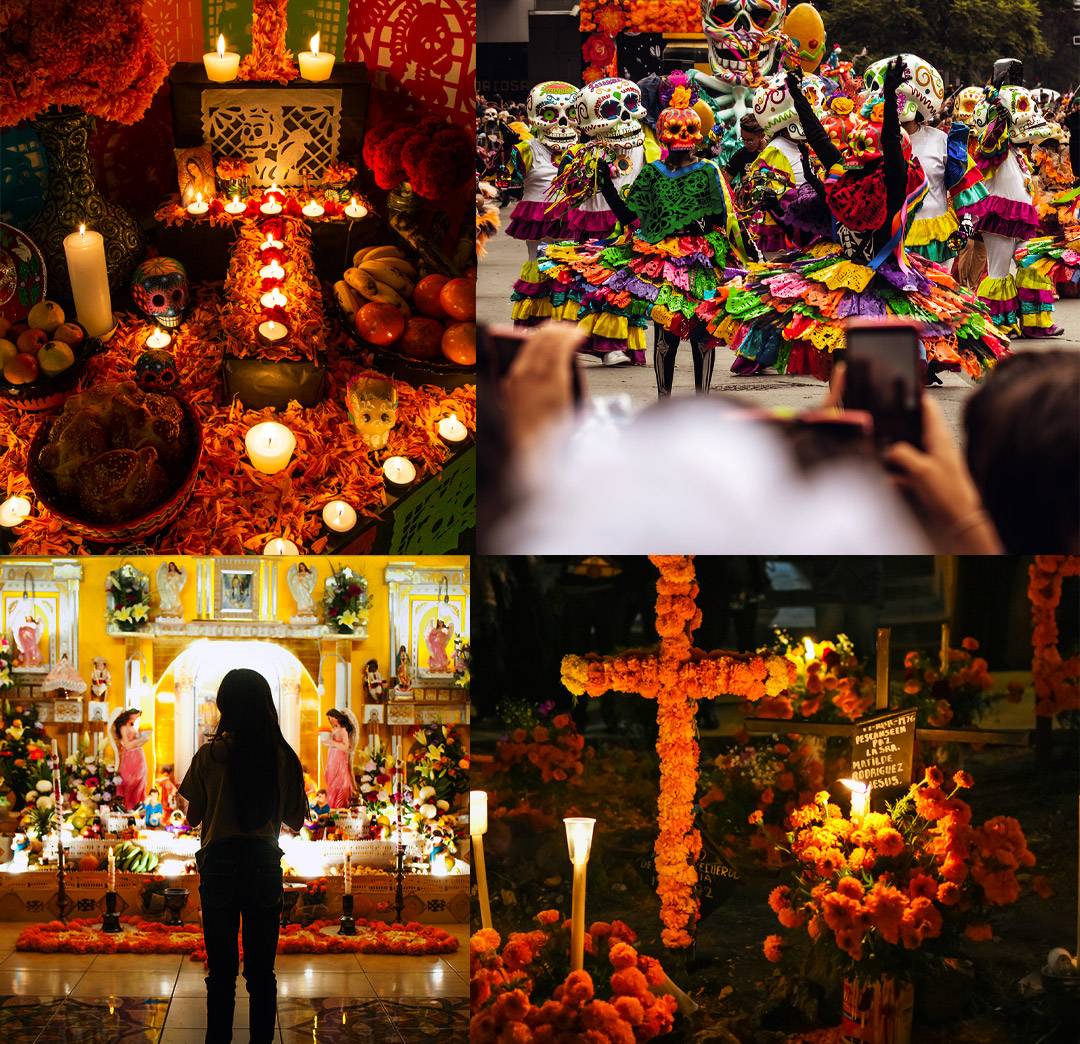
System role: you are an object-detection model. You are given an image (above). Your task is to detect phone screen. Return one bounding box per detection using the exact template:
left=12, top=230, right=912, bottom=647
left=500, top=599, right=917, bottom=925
left=843, top=322, right=923, bottom=450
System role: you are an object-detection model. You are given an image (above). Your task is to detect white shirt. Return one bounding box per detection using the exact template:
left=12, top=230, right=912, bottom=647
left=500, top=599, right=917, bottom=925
left=908, top=124, right=949, bottom=220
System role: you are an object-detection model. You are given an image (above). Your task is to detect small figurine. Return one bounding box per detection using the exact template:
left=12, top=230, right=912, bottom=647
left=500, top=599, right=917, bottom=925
left=394, top=645, right=411, bottom=696
left=364, top=659, right=387, bottom=702
left=155, top=764, right=181, bottom=816
left=310, top=789, right=331, bottom=821
left=109, top=708, right=151, bottom=811
left=426, top=618, right=454, bottom=673
left=287, top=562, right=319, bottom=623
left=15, top=611, right=42, bottom=668
left=144, top=787, right=164, bottom=828
left=90, top=657, right=111, bottom=700
left=320, top=708, right=359, bottom=809
left=42, top=653, right=87, bottom=696
left=156, top=561, right=187, bottom=619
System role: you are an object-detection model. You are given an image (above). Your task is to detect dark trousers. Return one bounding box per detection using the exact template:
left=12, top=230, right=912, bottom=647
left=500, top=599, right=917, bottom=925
left=198, top=838, right=282, bottom=1044
left=654, top=326, right=715, bottom=397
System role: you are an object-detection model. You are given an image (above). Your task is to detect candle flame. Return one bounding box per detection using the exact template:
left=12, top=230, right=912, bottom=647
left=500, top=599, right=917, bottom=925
left=195, top=191, right=203, bottom=204
left=217, top=34, right=225, bottom=58
left=264, top=233, right=272, bottom=245
left=232, top=194, right=239, bottom=204
left=349, top=196, right=357, bottom=207
left=311, top=32, right=321, bottom=56
left=78, top=223, right=86, bottom=235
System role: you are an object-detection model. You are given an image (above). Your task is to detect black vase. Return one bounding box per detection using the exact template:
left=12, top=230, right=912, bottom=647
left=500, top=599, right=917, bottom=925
left=26, top=109, right=142, bottom=305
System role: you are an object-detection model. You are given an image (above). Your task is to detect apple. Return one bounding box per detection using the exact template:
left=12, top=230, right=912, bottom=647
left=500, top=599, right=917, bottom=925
left=27, top=300, right=65, bottom=334
left=0, top=316, right=10, bottom=339
left=0, top=339, right=17, bottom=367
left=16, top=328, right=47, bottom=354
left=38, top=340, right=75, bottom=377
left=4, top=353, right=40, bottom=385
left=52, top=323, right=85, bottom=349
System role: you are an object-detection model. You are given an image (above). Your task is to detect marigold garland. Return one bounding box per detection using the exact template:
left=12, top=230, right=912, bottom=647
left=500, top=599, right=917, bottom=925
left=239, top=0, right=298, bottom=85
left=579, top=0, right=701, bottom=34
left=560, top=555, right=794, bottom=949
left=1028, top=556, right=1080, bottom=718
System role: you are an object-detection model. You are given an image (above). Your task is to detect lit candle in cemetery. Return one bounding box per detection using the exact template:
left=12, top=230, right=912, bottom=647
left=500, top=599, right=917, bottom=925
left=145, top=326, right=172, bottom=350
left=344, top=196, right=367, bottom=219
left=263, top=537, right=299, bottom=555
left=245, top=420, right=296, bottom=474
left=301, top=199, right=325, bottom=218
left=260, top=183, right=283, bottom=215
left=298, top=32, right=335, bottom=82
left=259, top=260, right=285, bottom=282
left=62, top=224, right=113, bottom=337
left=186, top=191, right=209, bottom=216
left=940, top=622, right=950, bottom=673
left=224, top=194, right=246, bottom=215
left=471, top=791, right=491, bottom=931
left=875, top=626, right=891, bottom=711
left=436, top=414, right=468, bottom=446
left=0, top=496, right=31, bottom=528
left=203, top=33, right=240, bottom=82
left=257, top=318, right=289, bottom=347
left=260, top=287, right=288, bottom=310
left=322, top=500, right=357, bottom=533
left=564, top=817, right=595, bottom=972
left=382, top=456, right=417, bottom=494
left=841, top=779, right=871, bottom=822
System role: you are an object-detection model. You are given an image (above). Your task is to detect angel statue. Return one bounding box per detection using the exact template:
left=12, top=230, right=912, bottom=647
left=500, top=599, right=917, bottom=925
left=156, top=561, right=187, bottom=619
left=12, top=605, right=42, bottom=668
left=426, top=618, right=455, bottom=673
left=90, top=658, right=111, bottom=700
left=108, top=707, right=151, bottom=811
left=287, top=561, right=319, bottom=624
left=320, top=707, right=359, bottom=809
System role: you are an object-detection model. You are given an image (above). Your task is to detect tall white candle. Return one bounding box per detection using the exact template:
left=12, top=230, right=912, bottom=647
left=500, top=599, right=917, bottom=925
left=298, top=33, right=335, bottom=81
left=245, top=421, right=296, bottom=474
left=63, top=225, right=113, bottom=337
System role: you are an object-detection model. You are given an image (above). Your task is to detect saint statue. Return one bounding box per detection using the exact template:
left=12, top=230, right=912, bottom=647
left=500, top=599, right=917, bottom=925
left=320, top=707, right=359, bottom=809
left=156, top=561, right=187, bottom=619
left=14, top=610, right=42, bottom=668
left=395, top=645, right=411, bottom=694
left=90, top=658, right=111, bottom=700
left=364, top=659, right=386, bottom=703
left=426, top=618, right=454, bottom=673
left=287, top=561, right=319, bottom=623
left=109, top=708, right=151, bottom=811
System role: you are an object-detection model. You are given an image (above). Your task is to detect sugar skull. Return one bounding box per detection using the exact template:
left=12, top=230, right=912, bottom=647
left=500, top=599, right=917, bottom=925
left=134, top=349, right=179, bottom=391
left=346, top=376, right=398, bottom=450
left=526, top=81, right=580, bottom=150
left=782, top=3, right=826, bottom=74
left=953, top=86, right=985, bottom=124
left=131, top=257, right=188, bottom=329
left=863, top=54, right=944, bottom=123
left=576, top=78, right=645, bottom=152
left=657, top=72, right=704, bottom=153
left=701, top=0, right=788, bottom=86
left=753, top=72, right=827, bottom=140
left=973, top=86, right=1052, bottom=145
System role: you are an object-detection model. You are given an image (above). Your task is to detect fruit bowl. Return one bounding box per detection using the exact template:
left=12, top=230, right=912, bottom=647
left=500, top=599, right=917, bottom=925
left=0, top=322, right=104, bottom=413
left=27, top=391, right=203, bottom=544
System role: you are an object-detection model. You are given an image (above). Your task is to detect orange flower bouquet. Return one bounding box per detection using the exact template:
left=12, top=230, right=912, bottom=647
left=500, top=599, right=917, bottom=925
left=758, top=768, right=1038, bottom=981
left=495, top=709, right=590, bottom=790
left=898, top=637, right=997, bottom=728
left=470, top=912, right=678, bottom=1042
left=1028, top=556, right=1080, bottom=719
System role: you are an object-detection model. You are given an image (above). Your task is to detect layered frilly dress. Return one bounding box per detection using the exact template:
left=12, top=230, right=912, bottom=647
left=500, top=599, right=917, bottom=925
left=1015, top=187, right=1080, bottom=292
left=743, top=136, right=832, bottom=255
left=535, top=158, right=750, bottom=362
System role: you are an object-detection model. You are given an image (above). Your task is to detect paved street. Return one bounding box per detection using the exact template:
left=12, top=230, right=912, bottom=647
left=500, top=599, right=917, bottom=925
left=480, top=206, right=1080, bottom=445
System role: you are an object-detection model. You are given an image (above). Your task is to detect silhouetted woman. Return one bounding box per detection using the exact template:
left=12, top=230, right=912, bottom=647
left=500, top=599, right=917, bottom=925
left=179, top=669, right=307, bottom=1044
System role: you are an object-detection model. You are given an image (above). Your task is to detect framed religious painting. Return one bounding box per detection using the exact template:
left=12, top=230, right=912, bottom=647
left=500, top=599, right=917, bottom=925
left=0, top=561, right=82, bottom=676
left=196, top=558, right=272, bottom=620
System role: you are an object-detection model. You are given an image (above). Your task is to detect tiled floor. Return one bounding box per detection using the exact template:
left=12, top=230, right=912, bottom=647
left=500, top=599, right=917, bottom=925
left=0, top=923, right=468, bottom=1042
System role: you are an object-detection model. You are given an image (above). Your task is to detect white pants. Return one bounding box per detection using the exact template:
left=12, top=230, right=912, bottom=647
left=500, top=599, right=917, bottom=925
left=982, top=233, right=1018, bottom=280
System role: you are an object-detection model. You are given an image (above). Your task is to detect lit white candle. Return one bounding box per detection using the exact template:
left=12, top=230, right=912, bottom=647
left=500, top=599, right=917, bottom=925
left=108, top=845, right=116, bottom=892
left=145, top=326, right=172, bottom=350
left=841, top=779, right=871, bottom=822
left=437, top=415, right=468, bottom=445
left=62, top=224, right=113, bottom=338
left=260, top=288, right=288, bottom=310
left=264, top=537, right=299, bottom=556
left=344, top=196, right=367, bottom=219
left=186, top=191, right=209, bottom=216
left=0, top=496, right=31, bottom=527
left=203, top=34, right=240, bottom=82
left=257, top=319, right=289, bottom=345
left=564, top=818, right=596, bottom=972
left=259, top=261, right=285, bottom=282
left=382, top=456, right=417, bottom=491
left=301, top=199, right=325, bottom=218
left=224, top=194, right=246, bottom=215
left=245, top=420, right=296, bottom=474
left=259, top=233, right=284, bottom=252
left=260, top=183, right=283, bottom=215
left=298, top=32, right=335, bottom=82
left=322, top=499, right=357, bottom=532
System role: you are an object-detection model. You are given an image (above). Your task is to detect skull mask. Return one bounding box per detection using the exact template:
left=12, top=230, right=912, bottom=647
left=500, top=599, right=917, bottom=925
left=131, top=257, right=188, bottom=329
left=134, top=348, right=179, bottom=392
left=346, top=376, right=398, bottom=450
left=657, top=73, right=703, bottom=153
left=753, top=72, right=827, bottom=140
left=701, top=0, right=788, bottom=86
left=527, top=81, right=579, bottom=150
left=483, top=107, right=497, bottom=122
left=953, top=86, right=985, bottom=124
left=576, top=78, right=646, bottom=153
left=973, top=86, right=1052, bottom=145
left=863, top=54, right=944, bottom=123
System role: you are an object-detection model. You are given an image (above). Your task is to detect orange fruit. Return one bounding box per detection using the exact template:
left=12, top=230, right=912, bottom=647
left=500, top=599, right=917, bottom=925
left=413, top=275, right=450, bottom=319
left=439, top=277, right=476, bottom=321
left=400, top=317, right=444, bottom=359
left=355, top=302, right=405, bottom=346
left=441, top=322, right=476, bottom=366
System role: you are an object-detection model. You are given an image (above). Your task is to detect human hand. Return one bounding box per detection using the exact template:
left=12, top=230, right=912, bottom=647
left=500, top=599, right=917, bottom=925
left=884, top=55, right=905, bottom=92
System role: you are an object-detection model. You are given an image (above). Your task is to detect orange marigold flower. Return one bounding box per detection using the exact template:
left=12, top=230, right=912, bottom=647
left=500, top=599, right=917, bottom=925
left=552, top=714, right=572, bottom=729
left=536, top=909, right=560, bottom=926
left=834, top=926, right=864, bottom=960
left=778, top=907, right=806, bottom=929
left=907, top=873, right=938, bottom=901
left=937, top=881, right=961, bottom=905
left=837, top=877, right=865, bottom=900
left=561, top=969, right=595, bottom=1006
left=865, top=882, right=907, bottom=945
left=608, top=941, right=638, bottom=970
left=748, top=810, right=764, bottom=826
left=952, top=770, right=973, bottom=790
left=768, top=886, right=791, bottom=913
left=471, top=928, right=501, bottom=955
left=962, top=636, right=979, bottom=651
left=923, top=766, right=944, bottom=787
left=492, top=989, right=531, bottom=1022
left=980, top=869, right=1020, bottom=906
left=763, top=934, right=784, bottom=962
left=874, top=828, right=905, bottom=858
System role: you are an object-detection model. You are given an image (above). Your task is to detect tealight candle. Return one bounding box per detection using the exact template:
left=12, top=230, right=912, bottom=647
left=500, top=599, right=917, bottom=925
left=224, top=194, right=246, bottom=215
left=264, top=537, right=300, bottom=556
left=260, top=288, right=288, bottom=310
left=259, top=233, right=284, bottom=252
left=245, top=421, right=296, bottom=474
left=301, top=199, right=325, bottom=218
left=145, top=326, right=173, bottom=350
left=382, top=456, right=417, bottom=493
left=260, top=184, right=283, bottom=215
left=322, top=499, right=357, bottom=533
left=437, top=414, right=468, bottom=445
left=186, top=191, right=209, bottom=216
left=203, top=34, right=240, bottom=83
left=259, top=261, right=285, bottom=281
left=344, top=196, right=367, bottom=219
left=0, top=496, right=31, bottom=528
left=298, top=32, right=335, bottom=81
left=257, top=319, right=290, bottom=346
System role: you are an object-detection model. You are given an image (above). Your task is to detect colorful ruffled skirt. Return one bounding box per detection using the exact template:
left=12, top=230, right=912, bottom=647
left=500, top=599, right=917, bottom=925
left=710, top=242, right=1011, bottom=381
left=749, top=184, right=831, bottom=256
left=905, top=211, right=960, bottom=264
left=505, top=199, right=569, bottom=241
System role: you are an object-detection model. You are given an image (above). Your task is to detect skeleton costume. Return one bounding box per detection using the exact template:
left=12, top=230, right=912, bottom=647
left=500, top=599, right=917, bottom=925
left=539, top=73, right=752, bottom=387
left=713, top=62, right=1010, bottom=380
left=972, top=85, right=1061, bottom=336
left=863, top=56, right=988, bottom=264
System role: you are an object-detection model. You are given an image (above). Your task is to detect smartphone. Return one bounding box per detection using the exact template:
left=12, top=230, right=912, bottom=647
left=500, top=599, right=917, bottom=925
left=842, top=319, right=924, bottom=451
left=478, top=323, right=584, bottom=405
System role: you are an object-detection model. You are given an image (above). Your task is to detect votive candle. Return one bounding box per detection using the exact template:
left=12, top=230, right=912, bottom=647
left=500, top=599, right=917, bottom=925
left=203, top=34, right=240, bottom=82
left=298, top=32, right=335, bottom=82
left=186, top=192, right=209, bottom=216
left=382, top=456, right=416, bottom=493
left=245, top=421, right=296, bottom=474
left=344, top=196, right=367, bottom=219
left=224, top=194, right=246, bottom=215
left=322, top=500, right=357, bottom=532
left=145, top=326, right=172, bottom=350
left=437, top=415, right=468, bottom=445
left=264, top=537, right=299, bottom=555
left=0, top=496, right=31, bottom=527
left=260, top=288, right=288, bottom=310
left=301, top=199, right=325, bottom=218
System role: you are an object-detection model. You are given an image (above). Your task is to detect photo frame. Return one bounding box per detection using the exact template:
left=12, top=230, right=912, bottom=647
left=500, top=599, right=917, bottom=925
left=211, top=559, right=261, bottom=619
left=174, top=144, right=216, bottom=205
left=52, top=700, right=81, bottom=723
left=88, top=702, right=109, bottom=723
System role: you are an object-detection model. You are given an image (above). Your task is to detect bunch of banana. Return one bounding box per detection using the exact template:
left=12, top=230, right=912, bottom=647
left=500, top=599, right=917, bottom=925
left=335, top=245, right=419, bottom=319
left=112, top=840, right=160, bottom=874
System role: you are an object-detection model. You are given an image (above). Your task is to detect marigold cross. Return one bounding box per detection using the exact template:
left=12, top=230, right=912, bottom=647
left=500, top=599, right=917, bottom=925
left=561, top=555, right=794, bottom=948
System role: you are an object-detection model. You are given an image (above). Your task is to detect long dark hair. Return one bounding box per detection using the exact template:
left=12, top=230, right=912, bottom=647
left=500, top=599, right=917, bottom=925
left=326, top=708, right=354, bottom=739
left=113, top=709, right=140, bottom=741
left=211, top=669, right=303, bottom=832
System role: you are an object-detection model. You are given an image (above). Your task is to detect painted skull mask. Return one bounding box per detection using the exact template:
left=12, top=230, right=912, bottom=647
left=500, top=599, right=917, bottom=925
left=346, top=376, right=398, bottom=450
left=953, top=86, right=985, bottom=124
left=863, top=54, right=944, bottom=123
left=657, top=106, right=703, bottom=152
left=576, top=78, right=646, bottom=152
left=131, top=257, right=188, bottom=329
left=134, top=348, right=179, bottom=391
left=753, top=72, right=827, bottom=140
left=701, top=0, right=788, bottom=86
left=998, top=86, right=1053, bottom=144
left=527, top=81, right=579, bottom=150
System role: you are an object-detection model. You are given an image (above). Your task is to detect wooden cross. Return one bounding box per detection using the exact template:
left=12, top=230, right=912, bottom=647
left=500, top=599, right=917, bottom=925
left=561, top=555, right=793, bottom=949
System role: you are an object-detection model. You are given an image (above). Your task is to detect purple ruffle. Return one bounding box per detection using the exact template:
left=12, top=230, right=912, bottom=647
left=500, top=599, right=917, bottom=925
left=1017, top=287, right=1055, bottom=304
left=756, top=223, right=789, bottom=253
left=506, top=199, right=568, bottom=241
left=980, top=198, right=1040, bottom=241
left=512, top=277, right=547, bottom=296
left=566, top=207, right=618, bottom=240
left=783, top=183, right=832, bottom=238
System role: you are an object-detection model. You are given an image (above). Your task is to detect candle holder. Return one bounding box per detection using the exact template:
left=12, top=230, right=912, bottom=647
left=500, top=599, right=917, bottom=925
left=102, top=889, right=121, bottom=933
left=393, top=835, right=409, bottom=925
left=257, top=318, right=291, bottom=349
left=338, top=891, right=357, bottom=935
left=162, top=887, right=189, bottom=926
left=382, top=456, right=417, bottom=496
